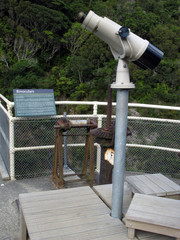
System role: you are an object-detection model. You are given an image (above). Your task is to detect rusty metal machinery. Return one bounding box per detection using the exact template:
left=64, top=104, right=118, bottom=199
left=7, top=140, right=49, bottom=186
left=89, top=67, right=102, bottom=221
left=52, top=118, right=97, bottom=188
left=90, top=86, right=131, bottom=148
left=90, top=86, right=131, bottom=184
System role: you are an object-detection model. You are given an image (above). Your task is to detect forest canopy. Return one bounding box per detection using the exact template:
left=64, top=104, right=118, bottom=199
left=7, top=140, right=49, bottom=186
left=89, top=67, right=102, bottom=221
left=0, top=0, right=179, bottom=107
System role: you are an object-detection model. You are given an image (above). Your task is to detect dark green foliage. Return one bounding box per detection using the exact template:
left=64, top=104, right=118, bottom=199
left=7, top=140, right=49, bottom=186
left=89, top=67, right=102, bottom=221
left=0, top=0, right=179, bottom=113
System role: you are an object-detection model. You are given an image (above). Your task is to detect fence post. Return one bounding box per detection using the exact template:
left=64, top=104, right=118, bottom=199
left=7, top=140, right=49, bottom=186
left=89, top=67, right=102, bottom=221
left=9, top=118, right=15, bottom=180
left=93, top=103, right=98, bottom=115
left=63, top=112, right=68, bottom=169
left=7, top=103, right=15, bottom=180
left=96, top=116, right=102, bottom=173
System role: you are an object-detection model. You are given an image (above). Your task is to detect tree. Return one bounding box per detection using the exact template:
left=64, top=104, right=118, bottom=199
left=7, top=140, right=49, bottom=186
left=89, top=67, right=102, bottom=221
left=61, top=22, right=90, bottom=55
left=0, top=0, right=179, bottom=110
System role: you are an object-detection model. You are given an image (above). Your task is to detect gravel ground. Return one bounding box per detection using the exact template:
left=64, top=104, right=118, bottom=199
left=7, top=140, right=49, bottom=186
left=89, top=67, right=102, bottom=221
left=0, top=174, right=55, bottom=240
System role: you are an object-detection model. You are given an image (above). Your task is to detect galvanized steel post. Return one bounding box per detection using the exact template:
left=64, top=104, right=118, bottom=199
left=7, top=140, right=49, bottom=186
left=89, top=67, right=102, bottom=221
left=111, top=59, right=135, bottom=219
left=63, top=112, right=68, bottom=169
left=111, top=90, right=129, bottom=219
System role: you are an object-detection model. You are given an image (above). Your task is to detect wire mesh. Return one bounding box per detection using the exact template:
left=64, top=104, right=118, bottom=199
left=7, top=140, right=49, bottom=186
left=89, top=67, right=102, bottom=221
left=14, top=118, right=58, bottom=147
left=13, top=116, right=97, bottom=178
left=100, top=116, right=180, bottom=178
left=127, top=119, right=179, bottom=148
left=126, top=119, right=180, bottom=178
left=15, top=149, right=54, bottom=178
left=1, top=106, right=179, bottom=179
left=126, top=147, right=180, bottom=178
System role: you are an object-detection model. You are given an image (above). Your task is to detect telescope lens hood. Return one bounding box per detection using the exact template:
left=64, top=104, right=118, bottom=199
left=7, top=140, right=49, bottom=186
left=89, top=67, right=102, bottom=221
left=133, top=43, right=164, bottom=70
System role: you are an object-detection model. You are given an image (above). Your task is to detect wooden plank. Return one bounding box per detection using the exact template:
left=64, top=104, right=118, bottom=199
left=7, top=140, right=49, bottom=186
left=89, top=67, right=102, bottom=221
left=126, top=194, right=180, bottom=228
left=125, top=193, right=180, bottom=239
left=126, top=209, right=180, bottom=229
left=131, top=192, right=180, bottom=210
left=24, top=204, right=109, bottom=223
left=93, top=184, right=112, bottom=208
left=126, top=174, right=180, bottom=197
left=21, top=195, right=102, bottom=215
left=20, top=208, right=27, bottom=240
left=20, top=186, right=138, bottom=240
left=24, top=204, right=107, bottom=219
left=127, top=194, right=180, bottom=216
left=19, top=186, right=93, bottom=202
left=165, top=194, right=180, bottom=200
left=29, top=213, right=121, bottom=239
left=128, top=227, right=135, bottom=239
left=93, top=183, right=132, bottom=214
left=28, top=214, right=115, bottom=233
left=148, top=174, right=180, bottom=195
left=136, top=230, right=174, bottom=240
left=126, top=175, right=156, bottom=195
left=126, top=220, right=180, bottom=239
left=92, top=232, right=130, bottom=240
left=135, top=175, right=166, bottom=196
left=32, top=224, right=130, bottom=240
left=20, top=192, right=98, bottom=208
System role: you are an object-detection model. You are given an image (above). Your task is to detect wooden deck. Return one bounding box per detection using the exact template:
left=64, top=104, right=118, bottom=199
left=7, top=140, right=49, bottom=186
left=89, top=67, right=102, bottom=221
left=126, top=193, right=180, bottom=239
left=19, top=186, right=135, bottom=240
left=93, top=183, right=176, bottom=240
left=126, top=173, right=180, bottom=199
left=93, top=182, right=132, bottom=214
left=19, top=180, right=179, bottom=240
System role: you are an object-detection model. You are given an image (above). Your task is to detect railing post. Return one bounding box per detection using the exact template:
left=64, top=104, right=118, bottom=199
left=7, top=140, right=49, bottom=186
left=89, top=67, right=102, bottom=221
left=93, top=103, right=98, bottom=115
left=7, top=102, right=15, bottom=180
left=9, top=117, right=15, bottom=180
left=95, top=116, right=102, bottom=173
left=63, top=112, right=68, bottom=169
left=98, top=116, right=102, bottom=128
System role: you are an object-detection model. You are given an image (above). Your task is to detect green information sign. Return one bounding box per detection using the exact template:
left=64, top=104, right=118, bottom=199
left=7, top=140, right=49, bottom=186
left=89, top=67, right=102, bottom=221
left=13, top=89, right=56, bottom=117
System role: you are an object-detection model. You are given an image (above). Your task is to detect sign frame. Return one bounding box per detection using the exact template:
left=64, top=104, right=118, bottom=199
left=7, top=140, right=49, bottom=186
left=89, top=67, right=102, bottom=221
left=13, top=89, right=56, bottom=117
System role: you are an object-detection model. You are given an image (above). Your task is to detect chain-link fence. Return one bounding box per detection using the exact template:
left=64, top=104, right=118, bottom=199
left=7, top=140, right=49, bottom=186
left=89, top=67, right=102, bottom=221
left=13, top=116, right=98, bottom=179
left=99, top=116, right=180, bottom=178
left=126, top=118, right=180, bottom=178
left=0, top=94, right=180, bottom=180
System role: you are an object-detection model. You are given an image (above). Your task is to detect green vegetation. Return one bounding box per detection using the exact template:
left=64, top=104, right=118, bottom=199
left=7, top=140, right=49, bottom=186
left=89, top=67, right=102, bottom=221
left=0, top=0, right=179, bottom=109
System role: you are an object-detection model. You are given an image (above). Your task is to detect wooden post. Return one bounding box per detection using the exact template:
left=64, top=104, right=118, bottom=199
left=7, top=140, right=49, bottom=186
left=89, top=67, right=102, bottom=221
left=128, top=227, right=135, bottom=239
left=20, top=209, right=27, bottom=240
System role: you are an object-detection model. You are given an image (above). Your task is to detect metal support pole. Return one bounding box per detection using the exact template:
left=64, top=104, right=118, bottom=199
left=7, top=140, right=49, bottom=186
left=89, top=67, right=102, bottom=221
left=63, top=112, right=68, bottom=169
left=111, top=59, right=135, bottom=219
left=111, top=89, right=129, bottom=219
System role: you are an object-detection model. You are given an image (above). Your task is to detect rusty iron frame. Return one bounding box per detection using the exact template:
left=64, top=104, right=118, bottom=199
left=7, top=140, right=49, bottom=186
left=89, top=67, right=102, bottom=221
left=51, top=118, right=97, bottom=188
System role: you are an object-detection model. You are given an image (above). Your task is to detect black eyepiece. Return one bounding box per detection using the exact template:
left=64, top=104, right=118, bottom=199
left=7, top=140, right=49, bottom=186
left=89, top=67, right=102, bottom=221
left=77, top=12, right=86, bottom=23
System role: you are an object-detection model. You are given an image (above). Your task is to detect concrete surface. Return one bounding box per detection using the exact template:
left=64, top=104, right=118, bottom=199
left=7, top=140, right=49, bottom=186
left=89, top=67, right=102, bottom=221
left=0, top=169, right=89, bottom=240
left=0, top=173, right=55, bottom=240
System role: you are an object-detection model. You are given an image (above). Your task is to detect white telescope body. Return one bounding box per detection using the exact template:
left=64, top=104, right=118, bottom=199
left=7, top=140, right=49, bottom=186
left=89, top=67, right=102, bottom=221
left=79, top=11, right=163, bottom=70
left=78, top=10, right=164, bottom=220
